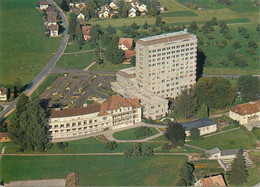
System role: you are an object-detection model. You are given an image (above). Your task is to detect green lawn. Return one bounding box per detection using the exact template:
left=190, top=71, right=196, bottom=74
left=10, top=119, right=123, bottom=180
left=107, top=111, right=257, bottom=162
left=249, top=151, right=260, bottom=167
left=176, top=0, right=225, bottom=9
left=0, top=0, right=61, bottom=85
left=89, top=61, right=132, bottom=72
left=30, top=74, right=64, bottom=99
left=4, top=137, right=163, bottom=154
left=56, top=52, right=95, bottom=69
left=1, top=155, right=187, bottom=185
left=151, top=135, right=168, bottom=141
left=161, top=11, right=197, bottom=17
left=113, top=127, right=159, bottom=140
left=188, top=128, right=257, bottom=150
left=65, top=42, right=94, bottom=53
left=244, top=167, right=260, bottom=186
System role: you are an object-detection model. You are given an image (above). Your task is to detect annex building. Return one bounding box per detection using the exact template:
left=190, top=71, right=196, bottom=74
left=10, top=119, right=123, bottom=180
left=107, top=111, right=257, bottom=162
left=48, top=95, right=141, bottom=139
left=112, top=30, right=197, bottom=119
left=229, top=100, right=260, bottom=125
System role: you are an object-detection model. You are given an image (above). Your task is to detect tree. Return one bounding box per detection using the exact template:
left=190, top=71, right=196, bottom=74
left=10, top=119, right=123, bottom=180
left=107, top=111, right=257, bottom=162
left=198, top=103, right=208, bottom=119
left=8, top=99, right=49, bottom=152
left=194, top=77, right=235, bottom=109
left=143, top=21, right=149, bottom=29
left=130, top=56, right=136, bottom=66
left=60, top=0, right=69, bottom=11
left=105, top=141, right=118, bottom=150
left=107, top=25, right=116, bottom=35
left=189, top=21, right=198, bottom=31
left=135, top=126, right=152, bottom=138
left=101, top=31, right=111, bottom=46
left=68, top=13, right=77, bottom=39
left=190, top=128, right=200, bottom=140
left=164, top=122, right=186, bottom=148
left=232, top=39, right=241, bottom=49
left=248, top=40, right=257, bottom=49
left=252, top=127, right=260, bottom=140
left=124, top=149, right=133, bottom=157
left=133, top=143, right=143, bottom=157
left=233, top=54, right=248, bottom=67
left=174, top=89, right=197, bottom=119
left=131, top=22, right=139, bottom=30
left=155, top=16, right=163, bottom=27
left=89, top=24, right=102, bottom=42
left=16, top=93, right=29, bottom=117
left=220, top=59, right=229, bottom=66
left=142, top=146, right=153, bottom=157
left=14, top=78, right=23, bottom=96
left=177, top=162, right=194, bottom=186
left=228, top=149, right=248, bottom=185
left=237, top=75, right=260, bottom=102
left=104, top=35, right=125, bottom=64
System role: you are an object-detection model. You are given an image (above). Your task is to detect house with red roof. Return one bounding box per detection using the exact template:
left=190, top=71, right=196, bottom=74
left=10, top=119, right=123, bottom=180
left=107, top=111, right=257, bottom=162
left=194, top=174, right=226, bottom=186
left=81, top=26, right=92, bottom=40
left=229, top=100, right=260, bottom=125
left=48, top=95, right=141, bottom=139
left=118, top=38, right=134, bottom=50
left=39, top=1, right=49, bottom=10
left=0, top=87, right=8, bottom=101
left=49, top=24, right=59, bottom=37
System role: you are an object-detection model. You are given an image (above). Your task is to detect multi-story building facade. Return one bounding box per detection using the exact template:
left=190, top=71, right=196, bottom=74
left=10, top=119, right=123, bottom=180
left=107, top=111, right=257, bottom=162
left=111, top=67, right=168, bottom=120
left=136, top=30, right=197, bottom=98
left=48, top=95, right=141, bottom=139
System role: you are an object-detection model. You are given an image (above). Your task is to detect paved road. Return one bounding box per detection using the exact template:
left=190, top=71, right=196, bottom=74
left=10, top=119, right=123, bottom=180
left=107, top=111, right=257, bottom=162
left=0, top=0, right=68, bottom=123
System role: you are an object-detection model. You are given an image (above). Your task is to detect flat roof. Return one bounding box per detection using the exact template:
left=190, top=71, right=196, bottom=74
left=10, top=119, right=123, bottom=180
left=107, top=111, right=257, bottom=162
left=182, top=118, right=216, bottom=130
left=137, top=30, right=196, bottom=46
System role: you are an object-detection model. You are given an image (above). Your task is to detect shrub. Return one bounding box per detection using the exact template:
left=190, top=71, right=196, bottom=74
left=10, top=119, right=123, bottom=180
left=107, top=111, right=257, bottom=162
left=124, top=149, right=133, bottom=158
left=105, top=141, right=118, bottom=150
left=135, top=126, right=152, bottom=138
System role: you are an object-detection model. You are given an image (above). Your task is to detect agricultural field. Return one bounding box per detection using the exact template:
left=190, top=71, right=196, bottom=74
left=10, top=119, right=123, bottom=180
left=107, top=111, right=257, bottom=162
left=0, top=155, right=187, bottom=185
left=0, top=0, right=61, bottom=85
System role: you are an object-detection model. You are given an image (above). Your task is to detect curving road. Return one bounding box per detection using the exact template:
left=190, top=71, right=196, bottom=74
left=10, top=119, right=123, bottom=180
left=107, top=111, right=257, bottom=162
left=0, top=0, right=68, bottom=123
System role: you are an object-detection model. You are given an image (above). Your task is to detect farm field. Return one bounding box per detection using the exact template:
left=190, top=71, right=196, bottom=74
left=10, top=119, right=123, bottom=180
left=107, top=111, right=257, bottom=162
left=0, top=0, right=61, bottom=85
left=188, top=128, right=257, bottom=150
left=0, top=155, right=187, bottom=185
left=113, top=127, right=160, bottom=140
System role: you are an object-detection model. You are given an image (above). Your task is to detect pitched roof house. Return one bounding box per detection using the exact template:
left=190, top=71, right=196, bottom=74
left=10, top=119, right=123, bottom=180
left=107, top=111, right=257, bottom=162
left=194, top=174, right=227, bottom=186
left=0, top=87, right=8, bottom=101
left=81, top=26, right=92, bottom=40
left=110, top=0, right=120, bottom=9
left=48, top=14, right=57, bottom=26
left=229, top=100, right=260, bottom=125
left=77, top=13, right=85, bottom=20
left=39, top=1, right=49, bottom=10
left=0, top=132, right=11, bottom=142
left=124, top=50, right=136, bottom=62
left=49, top=24, right=59, bottom=37
left=118, top=38, right=134, bottom=50
left=46, top=6, right=55, bottom=15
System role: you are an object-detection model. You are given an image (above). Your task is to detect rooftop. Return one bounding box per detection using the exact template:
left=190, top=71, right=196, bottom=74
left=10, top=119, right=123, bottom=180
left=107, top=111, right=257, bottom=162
left=117, top=67, right=136, bottom=78
left=200, top=175, right=226, bottom=186
left=124, top=50, right=136, bottom=59
left=137, top=30, right=196, bottom=46
left=229, top=100, right=260, bottom=116
left=0, top=87, right=7, bottom=95
left=40, top=1, right=49, bottom=5
left=46, top=6, right=55, bottom=13
left=82, top=26, right=92, bottom=35
left=118, top=38, right=133, bottom=49
left=49, top=24, right=58, bottom=31
left=0, top=132, right=8, bottom=138
left=221, top=149, right=239, bottom=156
left=205, top=147, right=221, bottom=156
left=182, top=118, right=217, bottom=131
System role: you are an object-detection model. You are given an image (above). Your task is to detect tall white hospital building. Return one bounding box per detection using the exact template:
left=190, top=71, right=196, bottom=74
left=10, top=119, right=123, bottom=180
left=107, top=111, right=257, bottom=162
left=136, top=29, right=197, bottom=98
left=112, top=30, right=197, bottom=119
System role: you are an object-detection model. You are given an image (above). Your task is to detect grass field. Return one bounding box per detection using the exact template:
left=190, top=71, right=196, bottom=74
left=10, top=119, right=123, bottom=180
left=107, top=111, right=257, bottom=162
left=89, top=61, right=132, bottom=71
left=113, top=127, right=159, bottom=140
left=30, top=74, right=64, bottom=99
left=56, top=51, right=95, bottom=69
left=0, top=0, right=60, bottom=85
left=0, top=155, right=187, bottom=185
left=249, top=151, right=260, bottom=167
left=188, top=128, right=257, bottom=150
left=4, top=137, right=164, bottom=154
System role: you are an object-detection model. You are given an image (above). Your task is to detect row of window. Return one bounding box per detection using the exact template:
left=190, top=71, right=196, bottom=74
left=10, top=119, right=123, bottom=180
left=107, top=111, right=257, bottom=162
left=50, top=124, right=101, bottom=133
left=148, top=43, right=196, bottom=53
left=148, top=49, right=195, bottom=58
left=148, top=54, right=195, bottom=62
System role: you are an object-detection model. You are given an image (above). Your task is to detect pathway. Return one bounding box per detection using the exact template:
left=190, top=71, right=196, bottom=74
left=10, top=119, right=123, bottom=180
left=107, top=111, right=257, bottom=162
left=63, top=49, right=94, bottom=55
left=203, top=127, right=240, bottom=138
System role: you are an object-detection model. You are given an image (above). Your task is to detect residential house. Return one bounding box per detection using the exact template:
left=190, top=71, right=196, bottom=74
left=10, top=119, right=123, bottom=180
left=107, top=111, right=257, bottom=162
left=124, top=50, right=136, bottom=62
left=110, top=0, right=120, bottom=9
left=48, top=95, right=142, bottom=139
left=0, top=132, right=10, bottom=142
left=182, top=118, right=218, bottom=136
left=205, top=148, right=240, bottom=170
left=39, top=1, right=49, bottom=10
left=46, top=6, right=55, bottom=15
left=118, top=38, right=134, bottom=50
left=75, top=2, right=86, bottom=9
left=99, top=5, right=111, bottom=18
left=194, top=174, right=226, bottom=186
left=136, top=3, right=147, bottom=13
left=82, top=26, right=92, bottom=40
left=128, top=7, right=137, bottom=17
left=49, top=24, right=59, bottom=37
left=0, top=87, right=8, bottom=101
left=229, top=100, right=260, bottom=125
left=157, top=6, right=165, bottom=12
left=47, top=14, right=57, bottom=26
left=77, top=13, right=85, bottom=20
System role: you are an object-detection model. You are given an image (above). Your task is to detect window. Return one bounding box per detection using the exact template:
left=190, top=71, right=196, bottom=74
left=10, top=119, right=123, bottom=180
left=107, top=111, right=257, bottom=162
left=60, top=124, right=64, bottom=128
left=72, top=123, right=76, bottom=127
left=66, top=123, right=70, bottom=127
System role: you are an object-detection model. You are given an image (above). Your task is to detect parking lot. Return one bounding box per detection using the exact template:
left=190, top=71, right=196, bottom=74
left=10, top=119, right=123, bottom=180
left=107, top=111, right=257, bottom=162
left=40, top=73, right=115, bottom=108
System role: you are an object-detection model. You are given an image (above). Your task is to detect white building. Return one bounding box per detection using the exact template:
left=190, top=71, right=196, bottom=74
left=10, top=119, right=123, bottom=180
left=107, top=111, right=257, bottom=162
left=48, top=95, right=141, bottom=139
left=229, top=100, right=260, bottom=125
left=39, top=1, right=49, bottom=10
left=49, top=24, right=59, bottom=37
left=111, top=67, right=168, bottom=120
left=0, top=87, right=8, bottom=101
left=135, top=30, right=197, bottom=99
left=182, top=118, right=217, bottom=136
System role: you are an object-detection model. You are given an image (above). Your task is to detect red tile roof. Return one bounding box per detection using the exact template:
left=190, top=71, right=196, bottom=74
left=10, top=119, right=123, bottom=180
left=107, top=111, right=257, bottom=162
left=50, top=103, right=101, bottom=118
left=49, top=24, right=58, bottom=31
left=46, top=6, right=55, bottom=13
left=40, top=1, right=49, bottom=5
left=118, top=38, right=133, bottom=49
left=82, top=26, right=92, bottom=35
left=200, top=175, right=226, bottom=186
left=0, top=132, right=8, bottom=138
left=0, top=87, right=7, bottom=95
left=98, top=95, right=141, bottom=116
left=230, top=100, right=260, bottom=116
left=124, top=50, right=135, bottom=59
